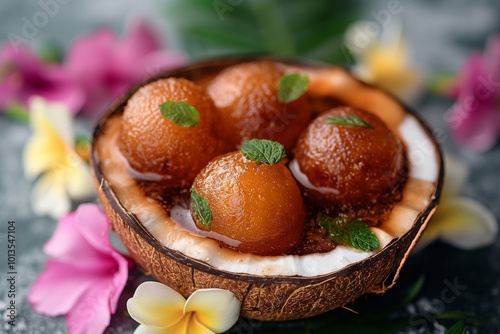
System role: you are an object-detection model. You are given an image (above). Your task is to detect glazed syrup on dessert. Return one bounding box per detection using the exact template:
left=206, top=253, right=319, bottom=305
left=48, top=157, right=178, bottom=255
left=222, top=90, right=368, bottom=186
left=118, top=65, right=409, bottom=256
left=132, top=149, right=404, bottom=257
left=135, top=180, right=242, bottom=249
left=133, top=162, right=402, bottom=256
left=135, top=177, right=338, bottom=255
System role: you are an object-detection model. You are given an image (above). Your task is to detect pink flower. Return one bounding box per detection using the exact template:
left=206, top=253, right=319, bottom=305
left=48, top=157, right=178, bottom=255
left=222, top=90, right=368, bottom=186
left=0, top=46, right=85, bottom=114
left=447, top=36, right=500, bottom=152
left=65, top=19, right=187, bottom=118
left=28, top=204, right=133, bottom=334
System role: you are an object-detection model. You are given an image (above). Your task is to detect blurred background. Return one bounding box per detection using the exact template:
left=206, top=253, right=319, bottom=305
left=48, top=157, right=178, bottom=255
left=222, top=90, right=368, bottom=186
left=1, top=0, right=499, bottom=70
left=0, top=0, right=499, bottom=333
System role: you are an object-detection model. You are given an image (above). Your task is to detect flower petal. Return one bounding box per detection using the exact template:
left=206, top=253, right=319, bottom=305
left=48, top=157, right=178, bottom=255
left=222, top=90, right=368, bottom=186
left=34, top=69, right=86, bottom=114
left=28, top=260, right=95, bottom=316
left=133, top=325, right=171, bottom=334
left=0, top=45, right=43, bottom=77
left=0, top=46, right=84, bottom=113
left=134, top=50, right=186, bottom=83
left=64, top=19, right=187, bottom=119
left=184, top=289, right=241, bottom=333
left=73, top=204, right=114, bottom=254
left=133, top=314, right=192, bottom=334
left=189, top=316, right=216, bottom=334
left=0, top=79, right=18, bottom=109
left=343, top=21, right=377, bottom=52
left=23, top=99, right=71, bottom=180
left=65, top=251, right=130, bottom=334
left=62, top=157, right=95, bottom=201
left=29, top=96, right=74, bottom=146
left=449, top=51, right=499, bottom=152
left=64, top=29, right=116, bottom=116
left=65, top=277, right=116, bottom=334
left=43, top=209, right=107, bottom=264
left=65, top=28, right=116, bottom=84
left=23, top=130, right=66, bottom=180
left=108, top=250, right=133, bottom=314
left=345, top=20, right=423, bottom=102
left=30, top=202, right=131, bottom=334
left=31, top=172, right=71, bottom=219
left=436, top=198, right=498, bottom=250
left=120, top=19, right=161, bottom=61
left=127, top=282, right=185, bottom=328
left=442, top=154, right=469, bottom=199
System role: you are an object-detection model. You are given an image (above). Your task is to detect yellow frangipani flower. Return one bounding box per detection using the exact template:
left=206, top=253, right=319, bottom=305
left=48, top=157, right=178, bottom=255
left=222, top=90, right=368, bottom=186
left=416, top=154, right=497, bottom=251
left=345, top=21, right=423, bottom=103
left=357, top=40, right=417, bottom=92
left=127, top=282, right=241, bottom=334
left=23, top=97, right=95, bottom=219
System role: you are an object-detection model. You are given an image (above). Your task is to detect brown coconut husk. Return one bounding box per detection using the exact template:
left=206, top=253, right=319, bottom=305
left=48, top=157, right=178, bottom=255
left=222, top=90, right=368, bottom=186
left=90, top=57, right=444, bottom=321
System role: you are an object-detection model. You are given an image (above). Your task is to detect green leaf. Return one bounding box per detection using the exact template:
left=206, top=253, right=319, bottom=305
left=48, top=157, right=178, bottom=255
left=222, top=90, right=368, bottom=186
left=396, top=274, right=426, bottom=309
left=318, top=215, right=379, bottom=251
left=446, top=320, right=467, bottom=334
left=159, top=101, right=200, bottom=128
left=437, top=312, right=475, bottom=320
left=4, top=104, right=29, bottom=123
left=248, top=0, right=296, bottom=56
left=75, top=134, right=90, bottom=148
left=37, top=42, right=63, bottom=63
left=324, top=115, right=374, bottom=129
left=240, top=139, right=286, bottom=165
left=165, top=0, right=361, bottom=64
left=277, top=73, right=309, bottom=103
left=190, top=189, right=212, bottom=229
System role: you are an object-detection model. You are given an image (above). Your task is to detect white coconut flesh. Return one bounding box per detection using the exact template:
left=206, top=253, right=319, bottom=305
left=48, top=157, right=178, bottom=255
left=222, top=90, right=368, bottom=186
left=95, top=66, right=439, bottom=277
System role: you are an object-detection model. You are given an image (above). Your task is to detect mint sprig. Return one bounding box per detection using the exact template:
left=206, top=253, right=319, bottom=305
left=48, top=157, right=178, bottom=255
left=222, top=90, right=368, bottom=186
left=324, top=115, right=374, bottom=129
left=191, top=189, right=212, bottom=229
left=277, top=73, right=309, bottom=103
left=318, top=214, right=379, bottom=251
left=159, top=101, right=199, bottom=128
left=241, top=139, right=286, bottom=165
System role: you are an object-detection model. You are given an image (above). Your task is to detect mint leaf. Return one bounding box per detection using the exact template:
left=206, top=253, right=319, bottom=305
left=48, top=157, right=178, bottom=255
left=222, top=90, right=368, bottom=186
left=241, top=139, right=286, bottom=165
left=324, top=115, right=374, bottom=129
left=159, top=101, right=199, bottom=127
left=318, top=214, right=379, bottom=251
left=191, top=189, right=212, bottom=229
left=277, top=73, right=309, bottom=103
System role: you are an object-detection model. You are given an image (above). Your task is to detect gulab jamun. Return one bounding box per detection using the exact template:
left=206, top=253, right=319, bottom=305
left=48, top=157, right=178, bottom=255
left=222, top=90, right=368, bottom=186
left=191, top=151, right=306, bottom=255
left=293, top=106, right=406, bottom=213
left=207, top=61, right=312, bottom=151
left=119, top=78, right=221, bottom=186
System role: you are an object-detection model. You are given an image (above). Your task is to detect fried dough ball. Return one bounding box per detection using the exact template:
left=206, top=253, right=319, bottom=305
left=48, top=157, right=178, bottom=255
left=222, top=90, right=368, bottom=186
left=293, top=106, right=406, bottom=212
left=207, top=61, right=311, bottom=151
left=119, top=78, right=220, bottom=186
left=191, top=152, right=306, bottom=255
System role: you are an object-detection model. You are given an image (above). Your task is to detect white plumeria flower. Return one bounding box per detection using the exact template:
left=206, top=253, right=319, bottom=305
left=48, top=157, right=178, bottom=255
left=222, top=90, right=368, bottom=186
left=127, top=281, right=241, bottom=334
left=23, top=97, right=95, bottom=219
left=416, top=154, right=498, bottom=251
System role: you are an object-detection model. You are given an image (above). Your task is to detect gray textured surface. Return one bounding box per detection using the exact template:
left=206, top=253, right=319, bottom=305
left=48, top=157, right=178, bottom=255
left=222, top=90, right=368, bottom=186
left=0, top=1, right=499, bottom=333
